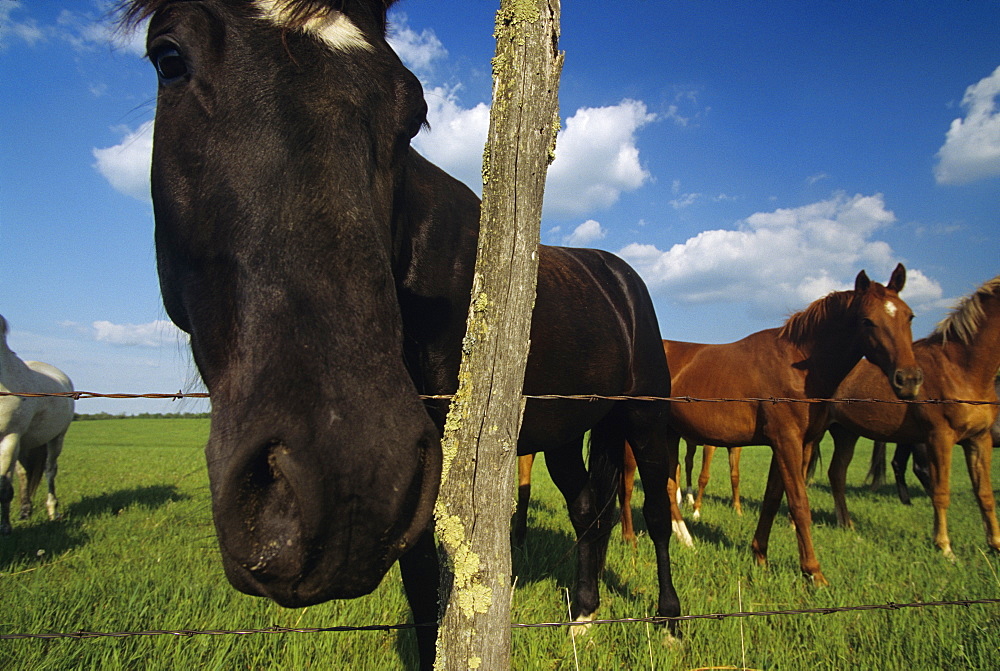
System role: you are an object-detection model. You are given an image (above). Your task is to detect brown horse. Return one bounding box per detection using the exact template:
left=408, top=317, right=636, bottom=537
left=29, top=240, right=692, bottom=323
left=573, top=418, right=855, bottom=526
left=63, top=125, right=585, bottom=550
left=820, top=275, right=1000, bottom=558
left=664, top=265, right=921, bottom=585
left=618, top=342, right=745, bottom=546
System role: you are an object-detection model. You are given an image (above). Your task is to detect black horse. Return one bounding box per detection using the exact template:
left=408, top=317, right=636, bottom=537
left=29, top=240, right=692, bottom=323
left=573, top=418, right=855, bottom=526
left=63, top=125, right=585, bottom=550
left=122, top=1, right=680, bottom=666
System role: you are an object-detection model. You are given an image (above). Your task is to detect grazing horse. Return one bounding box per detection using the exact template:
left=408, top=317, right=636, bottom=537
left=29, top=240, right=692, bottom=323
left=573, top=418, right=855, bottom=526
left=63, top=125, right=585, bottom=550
left=0, top=315, right=74, bottom=534
left=820, top=275, right=1000, bottom=558
left=123, top=1, right=680, bottom=665
left=666, top=266, right=922, bottom=585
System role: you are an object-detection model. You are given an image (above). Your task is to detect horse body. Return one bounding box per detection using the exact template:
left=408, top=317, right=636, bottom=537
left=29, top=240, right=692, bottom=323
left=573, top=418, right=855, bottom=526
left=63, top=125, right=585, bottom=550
left=0, top=316, right=74, bottom=534
left=823, top=276, right=1000, bottom=557
left=126, top=1, right=679, bottom=663
left=665, top=267, right=921, bottom=585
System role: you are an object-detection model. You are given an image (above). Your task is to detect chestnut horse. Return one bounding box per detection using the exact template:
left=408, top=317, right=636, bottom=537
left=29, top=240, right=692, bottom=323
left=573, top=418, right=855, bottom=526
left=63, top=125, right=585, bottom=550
left=123, top=1, right=681, bottom=665
left=820, top=275, right=1000, bottom=558
left=663, top=266, right=921, bottom=585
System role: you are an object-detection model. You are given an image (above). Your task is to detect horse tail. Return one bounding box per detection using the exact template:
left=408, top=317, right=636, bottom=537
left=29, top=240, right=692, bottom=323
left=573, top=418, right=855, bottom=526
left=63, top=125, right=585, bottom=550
left=865, top=441, right=887, bottom=489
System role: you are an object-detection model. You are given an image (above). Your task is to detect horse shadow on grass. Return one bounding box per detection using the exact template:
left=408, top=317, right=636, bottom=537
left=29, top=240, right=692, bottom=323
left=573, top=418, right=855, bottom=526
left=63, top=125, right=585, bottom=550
left=0, top=485, right=187, bottom=571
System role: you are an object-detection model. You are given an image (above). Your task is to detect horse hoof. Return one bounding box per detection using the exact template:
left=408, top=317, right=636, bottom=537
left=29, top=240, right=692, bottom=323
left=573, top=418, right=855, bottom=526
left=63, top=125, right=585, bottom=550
left=672, top=520, right=694, bottom=548
left=661, top=629, right=684, bottom=650
left=691, top=509, right=701, bottom=520
left=809, top=572, right=830, bottom=587
left=570, top=612, right=595, bottom=638
left=0, top=525, right=11, bottom=536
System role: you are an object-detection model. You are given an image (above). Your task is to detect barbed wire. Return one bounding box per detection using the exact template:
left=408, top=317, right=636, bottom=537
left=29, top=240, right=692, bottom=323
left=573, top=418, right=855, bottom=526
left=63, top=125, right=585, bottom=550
left=1, top=597, right=997, bottom=641
left=1, top=390, right=997, bottom=407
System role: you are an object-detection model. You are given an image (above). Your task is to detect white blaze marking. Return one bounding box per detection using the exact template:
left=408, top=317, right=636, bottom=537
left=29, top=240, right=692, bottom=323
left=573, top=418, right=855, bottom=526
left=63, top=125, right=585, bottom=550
left=884, top=300, right=897, bottom=318
left=256, top=0, right=373, bottom=52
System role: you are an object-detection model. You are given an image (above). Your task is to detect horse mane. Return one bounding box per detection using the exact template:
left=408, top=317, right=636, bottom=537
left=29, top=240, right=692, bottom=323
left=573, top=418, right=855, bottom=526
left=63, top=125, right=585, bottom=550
left=777, top=289, right=856, bottom=345
left=0, top=315, right=7, bottom=340
left=926, top=275, right=1000, bottom=346
left=117, top=0, right=397, bottom=33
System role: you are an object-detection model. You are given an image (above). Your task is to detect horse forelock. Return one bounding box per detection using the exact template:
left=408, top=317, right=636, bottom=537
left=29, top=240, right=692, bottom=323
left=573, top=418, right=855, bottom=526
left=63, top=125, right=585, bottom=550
left=778, top=289, right=856, bottom=345
left=927, top=274, right=1000, bottom=346
left=118, top=1, right=396, bottom=40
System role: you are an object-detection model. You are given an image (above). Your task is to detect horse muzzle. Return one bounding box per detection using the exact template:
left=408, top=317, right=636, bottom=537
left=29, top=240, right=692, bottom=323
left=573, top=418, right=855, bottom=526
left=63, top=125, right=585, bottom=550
left=892, top=366, right=923, bottom=400
left=206, top=421, right=441, bottom=607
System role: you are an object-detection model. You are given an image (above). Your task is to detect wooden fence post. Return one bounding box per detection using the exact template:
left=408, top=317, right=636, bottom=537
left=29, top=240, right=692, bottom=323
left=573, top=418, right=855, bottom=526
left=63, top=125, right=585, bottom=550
left=433, top=1, right=563, bottom=669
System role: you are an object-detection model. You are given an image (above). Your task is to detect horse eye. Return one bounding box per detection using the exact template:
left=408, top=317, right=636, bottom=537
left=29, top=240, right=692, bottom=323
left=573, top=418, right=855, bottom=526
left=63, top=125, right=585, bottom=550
left=151, top=46, right=188, bottom=84
left=861, top=318, right=876, bottom=328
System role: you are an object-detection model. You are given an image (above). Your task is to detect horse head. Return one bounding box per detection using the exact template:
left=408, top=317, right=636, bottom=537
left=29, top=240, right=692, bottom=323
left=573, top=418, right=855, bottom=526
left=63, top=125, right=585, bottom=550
left=130, top=0, right=440, bottom=606
left=852, top=263, right=923, bottom=399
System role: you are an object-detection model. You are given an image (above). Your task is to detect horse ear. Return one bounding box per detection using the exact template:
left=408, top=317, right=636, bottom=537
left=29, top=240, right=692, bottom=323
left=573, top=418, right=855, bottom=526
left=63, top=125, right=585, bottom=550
left=887, top=263, right=906, bottom=293
left=854, top=269, right=871, bottom=293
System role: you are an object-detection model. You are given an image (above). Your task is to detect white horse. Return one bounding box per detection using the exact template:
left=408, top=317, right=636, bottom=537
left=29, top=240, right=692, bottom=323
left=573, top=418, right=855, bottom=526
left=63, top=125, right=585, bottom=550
left=0, top=315, right=74, bottom=534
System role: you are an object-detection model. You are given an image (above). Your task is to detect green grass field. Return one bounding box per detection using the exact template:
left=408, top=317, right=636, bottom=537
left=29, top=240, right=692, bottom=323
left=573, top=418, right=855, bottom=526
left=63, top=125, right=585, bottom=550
left=1, top=418, right=998, bottom=670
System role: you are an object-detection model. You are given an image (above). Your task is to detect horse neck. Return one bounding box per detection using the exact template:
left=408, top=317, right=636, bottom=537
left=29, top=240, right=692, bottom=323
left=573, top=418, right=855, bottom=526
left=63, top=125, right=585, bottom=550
left=949, top=292, right=1000, bottom=386
left=393, top=149, right=480, bottom=284
left=778, top=292, right=871, bottom=397
left=796, top=326, right=867, bottom=397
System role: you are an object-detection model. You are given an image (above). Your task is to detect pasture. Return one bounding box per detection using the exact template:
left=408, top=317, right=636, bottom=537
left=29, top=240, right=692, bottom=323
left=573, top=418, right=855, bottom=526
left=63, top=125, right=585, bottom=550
left=1, top=418, right=998, bottom=670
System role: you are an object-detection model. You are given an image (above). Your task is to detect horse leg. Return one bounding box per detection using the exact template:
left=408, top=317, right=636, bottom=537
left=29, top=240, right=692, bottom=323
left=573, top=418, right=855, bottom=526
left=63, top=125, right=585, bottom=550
left=865, top=440, right=887, bottom=490
left=728, top=446, right=743, bottom=515
left=0, top=433, right=20, bottom=535
left=961, top=435, right=1000, bottom=552
left=827, top=427, right=857, bottom=528
left=43, top=434, right=65, bottom=521
left=627, top=416, right=682, bottom=637
left=751, top=456, right=784, bottom=567
left=619, top=442, right=637, bottom=547
left=683, top=439, right=697, bottom=506
left=693, top=444, right=715, bottom=520
left=16, top=444, right=46, bottom=520
left=927, top=436, right=955, bottom=559
left=512, top=453, right=534, bottom=548
left=892, top=442, right=913, bottom=505
left=398, top=527, right=440, bottom=671
left=911, top=442, right=932, bottom=497
left=775, top=437, right=826, bottom=584
left=545, top=434, right=612, bottom=624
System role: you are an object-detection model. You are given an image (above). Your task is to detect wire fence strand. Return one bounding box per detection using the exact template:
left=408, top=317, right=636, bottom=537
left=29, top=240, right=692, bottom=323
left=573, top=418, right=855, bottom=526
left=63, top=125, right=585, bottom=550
left=1, top=390, right=997, bottom=407
left=2, top=598, right=997, bottom=641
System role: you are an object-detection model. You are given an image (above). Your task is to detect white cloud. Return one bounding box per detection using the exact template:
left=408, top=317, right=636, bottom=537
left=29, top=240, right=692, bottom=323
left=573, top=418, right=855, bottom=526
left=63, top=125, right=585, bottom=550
left=92, top=120, right=154, bottom=202
left=92, top=319, right=187, bottom=348
left=0, top=1, right=43, bottom=47
left=934, top=65, right=1000, bottom=185
left=1, top=4, right=145, bottom=53
left=387, top=13, right=446, bottom=74
left=412, top=96, right=657, bottom=218
left=619, top=192, right=943, bottom=319
left=545, top=99, right=656, bottom=217
left=413, top=85, right=491, bottom=192
left=563, top=220, right=606, bottom=246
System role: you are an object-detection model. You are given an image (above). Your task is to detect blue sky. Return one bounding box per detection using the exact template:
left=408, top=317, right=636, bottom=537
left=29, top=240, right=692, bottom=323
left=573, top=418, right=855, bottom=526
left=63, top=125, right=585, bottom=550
left=1, top=0, right=998, bottom=415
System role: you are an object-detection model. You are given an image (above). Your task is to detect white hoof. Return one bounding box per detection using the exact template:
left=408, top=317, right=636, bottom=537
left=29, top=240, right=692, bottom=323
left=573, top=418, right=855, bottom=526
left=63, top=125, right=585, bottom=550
left=692, top=508, right=701, bottom=520
left=672, top=520, right=694, bottom=548
left=571, top=612, right=595, bottom=637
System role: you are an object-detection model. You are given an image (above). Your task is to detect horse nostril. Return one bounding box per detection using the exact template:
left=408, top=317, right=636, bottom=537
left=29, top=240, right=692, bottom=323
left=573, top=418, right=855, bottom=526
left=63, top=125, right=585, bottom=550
left=232, top=440, right=305, bottom=579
